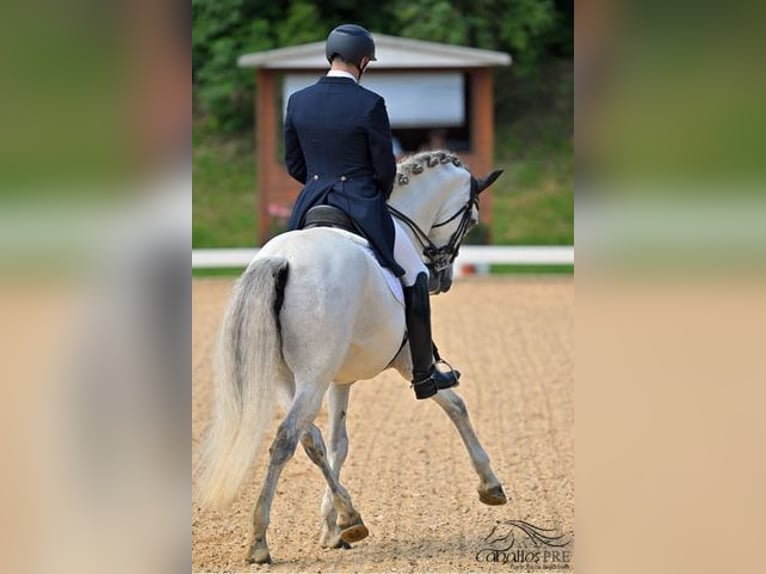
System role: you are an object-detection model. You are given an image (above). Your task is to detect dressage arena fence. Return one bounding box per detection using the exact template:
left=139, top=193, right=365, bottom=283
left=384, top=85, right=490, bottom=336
left=192, top=246, right=574, bottom=276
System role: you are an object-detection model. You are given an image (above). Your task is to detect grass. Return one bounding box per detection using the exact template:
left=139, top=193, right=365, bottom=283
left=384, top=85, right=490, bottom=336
left=193, top=127, right=259, bottom=247
left=492, top=264, right=573, bottom=275
left=490, top=113, right=574, bottom=246
left=192, top=267, right=246, bottom=278
left=192, top=67, right=574, bottom=275
left=192, top=125, right=573, bottom=248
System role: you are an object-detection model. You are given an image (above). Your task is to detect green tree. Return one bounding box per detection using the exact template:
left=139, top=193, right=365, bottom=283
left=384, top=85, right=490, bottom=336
left=275, top=2, right=326, bottom=47
left=193, top=0, right=571, bottom=132
left=393, top=0, right=558, bottom=75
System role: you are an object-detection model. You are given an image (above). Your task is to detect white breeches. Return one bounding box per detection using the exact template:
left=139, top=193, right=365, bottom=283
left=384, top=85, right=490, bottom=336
left=393, top=219, right=428, bottom=287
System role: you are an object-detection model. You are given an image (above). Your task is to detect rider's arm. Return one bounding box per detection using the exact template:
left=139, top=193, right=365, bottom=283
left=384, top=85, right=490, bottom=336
left=366, top=97, right=397, bottom=198
left=284, top=97, right=307, bottom=184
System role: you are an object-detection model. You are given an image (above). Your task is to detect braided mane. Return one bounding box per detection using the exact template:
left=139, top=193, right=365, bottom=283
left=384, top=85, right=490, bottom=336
left=394, top=150, right=466, bottom=187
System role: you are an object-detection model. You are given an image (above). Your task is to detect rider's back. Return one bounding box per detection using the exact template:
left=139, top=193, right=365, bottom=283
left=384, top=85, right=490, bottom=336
left=285, top=77, right=396, bottom=187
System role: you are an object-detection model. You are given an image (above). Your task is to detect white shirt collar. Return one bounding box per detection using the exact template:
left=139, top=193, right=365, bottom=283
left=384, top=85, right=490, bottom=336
left=326, top=69, right=358, bottom=83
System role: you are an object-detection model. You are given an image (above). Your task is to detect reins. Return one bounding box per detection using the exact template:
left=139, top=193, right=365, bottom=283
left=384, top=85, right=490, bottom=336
left=388, top=177, right=479, bottom=273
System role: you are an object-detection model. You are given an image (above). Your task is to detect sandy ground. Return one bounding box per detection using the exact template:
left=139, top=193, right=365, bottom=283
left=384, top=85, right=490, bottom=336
left=192, top=276, right=573, bottom=573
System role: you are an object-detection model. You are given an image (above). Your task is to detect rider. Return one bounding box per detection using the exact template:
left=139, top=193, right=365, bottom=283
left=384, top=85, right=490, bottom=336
left=284, top=24, right=459, bottom=400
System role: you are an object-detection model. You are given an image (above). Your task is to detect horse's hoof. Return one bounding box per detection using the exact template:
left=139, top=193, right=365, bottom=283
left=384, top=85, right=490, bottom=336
left=334, top=539, right=352, bottom=550
left=479, top=485, right=508, bottom=506
left=246, top=540, right=272, bottom=565
left=339, top=521, right=369, bottom=544
left=326, top=535, right=352, bottom=550
left=321, top=530, right=352, bottom=550
left=245, top=552, right=272, bottom=565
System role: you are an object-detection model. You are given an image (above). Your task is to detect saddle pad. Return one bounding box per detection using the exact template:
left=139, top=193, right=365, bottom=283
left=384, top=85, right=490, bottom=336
left=323, top=228, right=404, bottom=306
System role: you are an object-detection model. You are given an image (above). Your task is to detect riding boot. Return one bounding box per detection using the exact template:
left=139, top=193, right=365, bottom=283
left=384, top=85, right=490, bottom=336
left=404, top=272, right=461, bottom=399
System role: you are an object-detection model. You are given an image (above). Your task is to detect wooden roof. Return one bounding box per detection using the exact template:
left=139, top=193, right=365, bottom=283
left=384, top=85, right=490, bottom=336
left=238, top=33, right=511, bottom=70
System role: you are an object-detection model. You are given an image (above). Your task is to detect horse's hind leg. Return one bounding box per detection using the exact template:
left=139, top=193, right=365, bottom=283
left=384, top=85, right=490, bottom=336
left=318, top=383, right=355, bottom=549
left=431, top=389, right=508, bottom=505
left=301, top=421, right=368, bottom=547
left=246, top=383, right=328, bottom=565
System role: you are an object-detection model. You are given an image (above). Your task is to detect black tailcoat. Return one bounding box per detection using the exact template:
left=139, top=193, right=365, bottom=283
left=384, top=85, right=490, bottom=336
left=284, top=76, right=404, bottom=277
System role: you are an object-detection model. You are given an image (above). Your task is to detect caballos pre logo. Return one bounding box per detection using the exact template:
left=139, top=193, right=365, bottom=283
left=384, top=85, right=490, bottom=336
left=476, top=520, right=573, bottom=569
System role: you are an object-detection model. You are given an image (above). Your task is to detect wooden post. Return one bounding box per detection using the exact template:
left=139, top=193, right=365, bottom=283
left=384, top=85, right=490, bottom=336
left=472, top=68, right=495, bottom=239
left=256, top=69, right=275, bottom=245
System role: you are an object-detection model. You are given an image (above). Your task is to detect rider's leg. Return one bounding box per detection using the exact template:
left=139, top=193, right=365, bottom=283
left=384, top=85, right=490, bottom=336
left=393, top=221, right=460, bottom=399
left=393, top=219, right=428, bottom=287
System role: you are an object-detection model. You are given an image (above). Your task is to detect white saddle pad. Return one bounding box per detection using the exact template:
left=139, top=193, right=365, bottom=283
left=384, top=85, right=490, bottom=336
left=324, top=228, right=404, bottom=306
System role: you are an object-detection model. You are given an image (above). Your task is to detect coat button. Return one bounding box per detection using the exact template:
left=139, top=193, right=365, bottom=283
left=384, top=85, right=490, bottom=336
left=312, top=174, right=319, bottom=180
left=340, top=175, right=347, bottom=182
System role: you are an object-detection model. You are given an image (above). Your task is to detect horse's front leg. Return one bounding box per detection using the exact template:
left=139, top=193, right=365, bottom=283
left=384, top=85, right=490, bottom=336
left=319, top=383, right=355, bottom=549
left=431, top=389, right=508, bottom=505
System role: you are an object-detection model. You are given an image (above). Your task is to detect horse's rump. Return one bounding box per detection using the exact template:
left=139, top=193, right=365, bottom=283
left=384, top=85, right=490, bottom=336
left=261, top=229, right=406, bottom=383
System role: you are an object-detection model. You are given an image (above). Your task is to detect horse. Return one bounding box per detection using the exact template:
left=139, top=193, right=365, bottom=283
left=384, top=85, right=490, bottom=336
left=194, top=150, right=507, bottom=564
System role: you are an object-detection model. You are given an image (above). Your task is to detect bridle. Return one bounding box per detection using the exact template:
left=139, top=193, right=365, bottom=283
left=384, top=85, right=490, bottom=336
left=388, top=177, right=479, bottom=274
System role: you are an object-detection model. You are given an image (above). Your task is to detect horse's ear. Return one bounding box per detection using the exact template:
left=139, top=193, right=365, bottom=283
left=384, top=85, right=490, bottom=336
left=475, top=169, right=504, bottom=195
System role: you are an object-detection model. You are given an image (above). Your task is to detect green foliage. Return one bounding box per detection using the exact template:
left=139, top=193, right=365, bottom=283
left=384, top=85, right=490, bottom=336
left=394, top=0, right=559, bottom=76
left=395, top=1, right=469, bottom=46
left=277, top=2, right=326, bottom=47
left=193, top=0, right=572, bottom=131
left=193, top=0, right=266, bottom=131
left=192, top=1, right=573, bottom=253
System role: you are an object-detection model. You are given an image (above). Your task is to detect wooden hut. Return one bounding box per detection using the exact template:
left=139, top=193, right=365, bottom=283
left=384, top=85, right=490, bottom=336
left=238, top=34, right=511, bottom=242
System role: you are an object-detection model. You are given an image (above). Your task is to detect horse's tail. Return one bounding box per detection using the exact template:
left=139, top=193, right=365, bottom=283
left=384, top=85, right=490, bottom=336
left=194, top=256, right=290, bottom=510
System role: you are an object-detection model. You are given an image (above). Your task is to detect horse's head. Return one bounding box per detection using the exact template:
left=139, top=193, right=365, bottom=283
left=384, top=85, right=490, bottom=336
left=388, top=151, right=503, bottom=294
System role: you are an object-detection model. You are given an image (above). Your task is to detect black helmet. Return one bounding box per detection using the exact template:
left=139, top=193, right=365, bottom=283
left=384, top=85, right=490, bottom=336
left=325, top=24, right=376, bottom=68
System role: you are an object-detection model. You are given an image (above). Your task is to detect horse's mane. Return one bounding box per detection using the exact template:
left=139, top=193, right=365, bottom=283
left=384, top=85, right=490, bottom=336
left=394, top=150, right=466, bottom=187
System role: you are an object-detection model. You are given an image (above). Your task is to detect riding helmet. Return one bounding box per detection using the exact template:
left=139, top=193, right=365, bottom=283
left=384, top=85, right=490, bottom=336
left=325, top=24, right=376, bottom=67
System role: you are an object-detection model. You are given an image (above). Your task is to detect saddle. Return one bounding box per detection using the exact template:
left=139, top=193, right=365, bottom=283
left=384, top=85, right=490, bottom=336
left=302, top=204, right=404, bottom=307
left=303, top=205, right=364, bottom=237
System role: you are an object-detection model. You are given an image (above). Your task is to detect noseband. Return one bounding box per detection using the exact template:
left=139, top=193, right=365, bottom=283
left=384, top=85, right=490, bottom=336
left=388, top=177, right=479, bottom=274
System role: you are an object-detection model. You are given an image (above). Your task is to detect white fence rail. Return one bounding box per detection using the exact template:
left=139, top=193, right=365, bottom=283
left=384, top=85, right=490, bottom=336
left=193, top=246, right=573, bottom=270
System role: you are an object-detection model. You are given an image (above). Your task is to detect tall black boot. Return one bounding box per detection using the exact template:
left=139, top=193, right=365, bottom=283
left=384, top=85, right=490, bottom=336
left=404, top=272, right=460, bottom=399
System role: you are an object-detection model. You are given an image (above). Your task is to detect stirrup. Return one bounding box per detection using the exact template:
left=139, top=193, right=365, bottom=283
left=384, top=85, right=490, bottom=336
left=411, top=362, right=460, bottom=400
